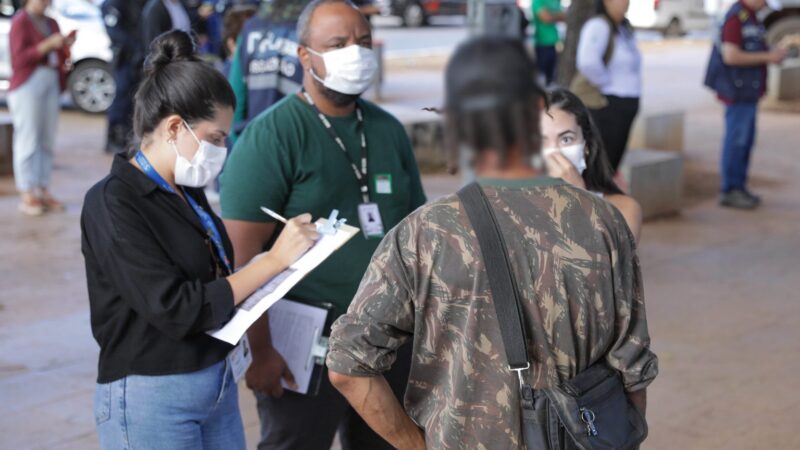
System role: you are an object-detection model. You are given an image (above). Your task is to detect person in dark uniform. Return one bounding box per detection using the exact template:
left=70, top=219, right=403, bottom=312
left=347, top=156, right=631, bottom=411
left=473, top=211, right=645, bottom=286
left=141, top=0, right=196, bottom=48
left=101, top=0, right=147, bottom=154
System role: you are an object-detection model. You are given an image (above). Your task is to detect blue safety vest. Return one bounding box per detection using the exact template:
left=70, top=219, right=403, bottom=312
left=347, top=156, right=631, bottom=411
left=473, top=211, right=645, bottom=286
left=703, top=3, right=767, bottom=102
left=237, top=16, right=303, bottom=132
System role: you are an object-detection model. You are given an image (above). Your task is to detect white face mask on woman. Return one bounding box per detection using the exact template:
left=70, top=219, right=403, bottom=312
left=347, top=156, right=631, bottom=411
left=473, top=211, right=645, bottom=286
left=307, top=45, right=378, bottom=95
left=171, top=120, right=227, bottom=188
left=542, top=143, right=588, bottom=174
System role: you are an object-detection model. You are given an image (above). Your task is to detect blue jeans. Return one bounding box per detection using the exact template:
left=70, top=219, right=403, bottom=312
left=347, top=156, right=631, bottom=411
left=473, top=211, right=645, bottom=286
left=107, top=61, right=137, bottom=128
left=94, top=360, right=245, bottom=450
left=8, top=67, right=60, bottom=192
left=721, top=102, right=758, bottom=193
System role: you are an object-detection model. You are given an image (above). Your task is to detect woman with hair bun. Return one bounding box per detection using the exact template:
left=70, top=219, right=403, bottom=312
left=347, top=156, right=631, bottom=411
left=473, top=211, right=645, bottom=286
left=80, top=30, right=319, bottom=450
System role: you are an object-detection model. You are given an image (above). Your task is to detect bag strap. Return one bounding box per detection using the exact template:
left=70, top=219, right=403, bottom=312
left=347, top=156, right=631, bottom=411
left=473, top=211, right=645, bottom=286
left=457, top=183, right=530, bottom=372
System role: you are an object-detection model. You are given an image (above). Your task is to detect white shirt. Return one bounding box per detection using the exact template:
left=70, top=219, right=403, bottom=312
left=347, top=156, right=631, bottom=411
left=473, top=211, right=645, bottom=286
left=162, top=0, right=191, bottom=33
left=576, top=17, right=642, bottom=98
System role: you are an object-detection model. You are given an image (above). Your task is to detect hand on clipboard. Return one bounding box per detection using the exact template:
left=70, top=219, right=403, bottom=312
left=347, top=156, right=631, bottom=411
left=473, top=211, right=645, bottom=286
left=266, top=299, right=336, bottom=396
left=267, top=212, right=322, bottom=270
left=260, top=207, right=348, bottom=236
left=207, top=210, right=357, bottom=352
left=244, top=344, right=298, bottom=397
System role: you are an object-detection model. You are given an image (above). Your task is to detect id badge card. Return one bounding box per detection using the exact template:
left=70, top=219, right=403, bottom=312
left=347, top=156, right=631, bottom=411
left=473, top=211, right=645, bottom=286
left=358, top=203, right=385, bottom=239
left=228, top=335, right=253, bottom=383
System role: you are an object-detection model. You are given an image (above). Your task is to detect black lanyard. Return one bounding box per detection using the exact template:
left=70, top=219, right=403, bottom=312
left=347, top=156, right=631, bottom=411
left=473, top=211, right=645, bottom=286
left=302, top=90, right=370, bottom=203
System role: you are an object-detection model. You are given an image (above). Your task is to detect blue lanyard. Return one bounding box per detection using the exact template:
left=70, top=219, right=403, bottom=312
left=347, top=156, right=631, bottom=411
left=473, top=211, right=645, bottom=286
left=135, top=151, right=232, bottom=274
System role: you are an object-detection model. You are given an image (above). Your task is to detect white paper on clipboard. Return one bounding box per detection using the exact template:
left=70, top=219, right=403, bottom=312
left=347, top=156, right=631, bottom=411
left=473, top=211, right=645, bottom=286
left=207, top=219, right=358, bottom=345
left=268, top=299, right=329, bottom=394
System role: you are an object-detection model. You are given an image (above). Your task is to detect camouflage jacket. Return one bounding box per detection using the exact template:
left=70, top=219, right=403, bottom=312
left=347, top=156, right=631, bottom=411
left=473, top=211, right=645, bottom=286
left=327, top=177, right=658, bottom=449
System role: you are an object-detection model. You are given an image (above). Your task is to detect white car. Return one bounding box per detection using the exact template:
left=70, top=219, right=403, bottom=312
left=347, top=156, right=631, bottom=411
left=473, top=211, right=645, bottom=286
left=628, top=0, right=711, bottom=36
left=0, top=0, right=114, bottom=113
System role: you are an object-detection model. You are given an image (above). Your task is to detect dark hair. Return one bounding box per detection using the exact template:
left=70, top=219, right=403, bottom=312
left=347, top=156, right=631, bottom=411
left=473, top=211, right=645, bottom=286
left=545, top=88, right=623, bottom=196
left=222, top=6, right=257, bottom=57
left=443, top=37, right=546, bottom=173
left=594, top=0, right=632, bottom=33
left=133, top=31, right=236, bottom=149
left=297, top=0, right=358, bottom=46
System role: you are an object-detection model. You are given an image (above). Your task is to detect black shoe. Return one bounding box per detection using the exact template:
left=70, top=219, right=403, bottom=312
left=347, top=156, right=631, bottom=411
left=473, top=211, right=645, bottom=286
left=742, top=190, right=761, bottom=205
left=719, top=190, right=759, bottom=210
left=105, top=124, right=131, bottom=154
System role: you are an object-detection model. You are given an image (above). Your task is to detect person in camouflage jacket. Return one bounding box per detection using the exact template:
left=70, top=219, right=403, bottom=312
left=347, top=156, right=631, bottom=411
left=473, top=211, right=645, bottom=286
left=326, top=36, right=657, bottom=450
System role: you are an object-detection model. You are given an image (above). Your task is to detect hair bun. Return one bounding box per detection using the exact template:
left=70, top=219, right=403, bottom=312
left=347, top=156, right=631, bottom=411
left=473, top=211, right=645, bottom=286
left=144, top=30, right=198, bottom=75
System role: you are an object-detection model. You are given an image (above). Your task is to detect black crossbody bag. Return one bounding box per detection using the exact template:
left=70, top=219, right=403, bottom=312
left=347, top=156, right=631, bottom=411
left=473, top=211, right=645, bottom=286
left=457, top=183, right=648, bottom=450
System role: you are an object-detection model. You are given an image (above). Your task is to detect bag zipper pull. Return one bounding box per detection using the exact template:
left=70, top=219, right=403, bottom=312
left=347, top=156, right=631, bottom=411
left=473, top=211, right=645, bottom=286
left=580, top=407, right=598, bottom=437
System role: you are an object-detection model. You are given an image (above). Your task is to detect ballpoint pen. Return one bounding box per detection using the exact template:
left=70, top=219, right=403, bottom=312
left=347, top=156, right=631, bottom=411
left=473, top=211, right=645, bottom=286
left=260, top=206, right=288, bottom=224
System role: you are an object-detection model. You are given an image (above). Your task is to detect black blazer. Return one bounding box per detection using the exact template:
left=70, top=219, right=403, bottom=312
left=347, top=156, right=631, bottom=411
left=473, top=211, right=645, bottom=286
left=81, top=154, right=235, bottom=383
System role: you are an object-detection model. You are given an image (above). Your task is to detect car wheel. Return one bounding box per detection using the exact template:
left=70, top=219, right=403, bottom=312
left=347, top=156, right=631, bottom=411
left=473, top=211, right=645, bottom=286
left=68, top=60, right=116, bottom=114
left=402, top=2, right=427, bottom=28
left=766, top=16, right=800, bottom=59
left=664, top=18, right=683, bottom=38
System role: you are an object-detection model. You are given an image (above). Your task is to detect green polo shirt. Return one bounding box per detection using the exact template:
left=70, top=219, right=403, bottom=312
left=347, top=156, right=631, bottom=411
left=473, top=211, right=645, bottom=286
left=533, top=0, right=561, bottom=47
left=220, top=94, right=426, bottom=315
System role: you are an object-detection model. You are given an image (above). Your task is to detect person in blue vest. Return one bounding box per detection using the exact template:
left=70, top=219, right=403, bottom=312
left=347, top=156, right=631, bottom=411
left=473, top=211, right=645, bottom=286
left=227, top=1, right=307, bottom=145
left=703, top=0, right=787, bottom=209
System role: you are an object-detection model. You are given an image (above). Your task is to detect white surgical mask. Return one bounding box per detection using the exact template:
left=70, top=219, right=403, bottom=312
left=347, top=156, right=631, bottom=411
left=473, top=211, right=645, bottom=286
left=172, top=120, right=227, bottom=188
left=307, top=45, right=378, bottom=95
left=542, top=143, right=588, bottom=174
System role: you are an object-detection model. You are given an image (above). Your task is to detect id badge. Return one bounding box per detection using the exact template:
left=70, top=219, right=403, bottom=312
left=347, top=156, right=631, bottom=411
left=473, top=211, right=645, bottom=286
left=228, top=335, right=253, bottom=383
left=358, top=203, right=385, bottom=239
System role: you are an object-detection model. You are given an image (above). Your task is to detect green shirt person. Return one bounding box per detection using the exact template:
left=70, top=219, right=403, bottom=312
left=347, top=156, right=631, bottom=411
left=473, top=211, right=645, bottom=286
left=532, top=0, right=564, bottom=85
left=222, top=94, right=426, bottom=312
left=219, top=1, right=425, bottom=448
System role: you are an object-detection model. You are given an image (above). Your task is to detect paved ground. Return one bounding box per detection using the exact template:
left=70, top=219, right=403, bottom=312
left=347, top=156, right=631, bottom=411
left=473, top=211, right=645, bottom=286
left=2, top=39, right=800, bottom=449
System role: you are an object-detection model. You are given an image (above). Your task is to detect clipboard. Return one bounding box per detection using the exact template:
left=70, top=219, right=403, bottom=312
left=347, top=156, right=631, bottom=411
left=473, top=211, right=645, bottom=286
left=207, top=217, right=359, bottom=345
left=267, top=299, right=337, bottom=396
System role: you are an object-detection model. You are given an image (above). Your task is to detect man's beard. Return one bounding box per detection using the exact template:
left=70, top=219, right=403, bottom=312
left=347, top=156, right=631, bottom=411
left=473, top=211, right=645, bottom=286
left=313, top=76, right=361, bottom=107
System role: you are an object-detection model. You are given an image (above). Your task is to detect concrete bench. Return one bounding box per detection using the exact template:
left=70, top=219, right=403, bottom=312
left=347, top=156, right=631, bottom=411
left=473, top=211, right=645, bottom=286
left=628, top=111, right=685, bottom=153
left=619, top=148, right=683, bottom=220
left=0, top=113, right=13, bottom=176
left=379, top=103, right=446, bottom=172
left=404, top=120, right=445, bottom=172
left=767, top=60, right=800, bottom=101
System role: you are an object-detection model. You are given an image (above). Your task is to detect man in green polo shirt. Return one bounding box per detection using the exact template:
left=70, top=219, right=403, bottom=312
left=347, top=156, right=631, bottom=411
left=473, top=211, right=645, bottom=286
left=220, top=1, right=425, bottom=448
left=532, top=0, right=564, bottom=86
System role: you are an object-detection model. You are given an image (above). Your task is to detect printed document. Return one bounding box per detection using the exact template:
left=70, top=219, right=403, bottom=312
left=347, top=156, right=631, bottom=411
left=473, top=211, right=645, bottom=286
left=268, top=299, right=329, bottom=394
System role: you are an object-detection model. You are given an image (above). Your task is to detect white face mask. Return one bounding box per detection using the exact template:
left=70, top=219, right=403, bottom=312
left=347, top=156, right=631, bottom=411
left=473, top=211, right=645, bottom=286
left=172, top=120, right=227, bottom=188
left=307, top=45, right=378, bottom=95
left=542, top=143, right=588, bottom=174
